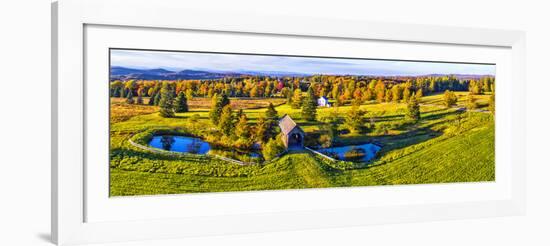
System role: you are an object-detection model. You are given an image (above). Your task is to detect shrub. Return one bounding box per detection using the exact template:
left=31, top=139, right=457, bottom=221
left=174, top=92, right=188, bottom=113
left=374, top=123, right=390, bottom=135
left=443, top=90, right=458, bottom=108
left=158, top=82, right=175, bottom=118
left=319, top=134, right=333, bottom=148
left=343, top=104, right=366, bottom=134
left=291, top=89, right=302, bottom=109
left=466, top=92, right=479, bottom=110
left=405, top=96, right=420, bottom=122
left=301, top=87, right=317, bottom=121
left=262, top=138, right=285, bottom=161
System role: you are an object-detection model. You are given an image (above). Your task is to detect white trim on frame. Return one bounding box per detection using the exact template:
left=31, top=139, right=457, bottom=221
left=85, top=24, right=510, bottom=224
left=52, top=0, right=526, bottom=245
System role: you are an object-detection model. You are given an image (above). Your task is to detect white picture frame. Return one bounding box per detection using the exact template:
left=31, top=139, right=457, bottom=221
left=52, top=0, right=526, bottom=245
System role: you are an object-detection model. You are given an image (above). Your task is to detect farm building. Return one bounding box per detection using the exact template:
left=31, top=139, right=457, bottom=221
left=278, top=115, right=305, bottom=149
left=317, top=96, right=330, bottom=107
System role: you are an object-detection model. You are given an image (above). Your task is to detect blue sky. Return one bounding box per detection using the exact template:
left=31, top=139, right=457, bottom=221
left=111, top=49, right=495, bottom=76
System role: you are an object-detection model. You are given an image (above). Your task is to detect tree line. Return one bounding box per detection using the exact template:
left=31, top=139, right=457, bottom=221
left=110, top=75, right=495, bottom=105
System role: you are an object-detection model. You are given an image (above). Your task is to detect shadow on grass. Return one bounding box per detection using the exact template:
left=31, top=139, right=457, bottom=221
left=373, top=127, right=443, bottom=154
left=295, top=121, right=323, bottom=127
left=373, top=114, right=404, bottom=123
left=366, top=108, right=451, bottom=124
left=421, top=109, right=457, bottom=121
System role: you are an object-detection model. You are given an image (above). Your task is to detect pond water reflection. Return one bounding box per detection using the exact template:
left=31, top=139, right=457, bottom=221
left=318, top=143, right=381, bottom=162
left=149, top=135, right=211, bottom=154
left=148, top=135, right=262, bottom=160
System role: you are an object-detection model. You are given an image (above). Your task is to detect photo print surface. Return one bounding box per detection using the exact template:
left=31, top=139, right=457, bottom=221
left=109, top=48, right=495, bottom=196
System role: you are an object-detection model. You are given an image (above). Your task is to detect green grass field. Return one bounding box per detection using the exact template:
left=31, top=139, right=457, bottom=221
left=109, top=93, right=495, bottom=196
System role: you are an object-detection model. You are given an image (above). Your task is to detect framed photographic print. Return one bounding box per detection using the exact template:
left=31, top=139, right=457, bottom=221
left=108, top=48, right=498, bottom=196
left=52, top=0, right=526, bottom=245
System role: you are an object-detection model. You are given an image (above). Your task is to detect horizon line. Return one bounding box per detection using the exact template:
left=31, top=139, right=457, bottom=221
left=110, top=48, right=496, bottom=77
left=110, top=65, right=496, bottom=78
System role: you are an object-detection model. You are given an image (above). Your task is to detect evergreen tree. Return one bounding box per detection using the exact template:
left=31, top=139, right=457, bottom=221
left=218, top=105, right=234, bottom=137
left=126, top=90, right=134, bottom=104
left=136, top=93, right=143, bottom=105
left=343, top=104, right=365, bottom=134
left=416, top=88, right=423, bottom=100
left=405, top=94, right=421, bottom=122
left=265, top=103, right=278, bottom=122
left=403, top=87, right=411, bottom=102
left=391, top=85, right=402, bottom=102
left=153, top=92, right=161, bottom=106
left=209, top=94, right=221, bottom=125
left=429, top=80, right=436, bottom=92
left=158, top=82, right=175, bottom=118
left=375, top=80, right=385, bottom=102
left=148, top=93, right=156, bottom=105
left=209, top=93, right=230, bottom=125
left=235, top=113, right=251, bottom=141
left=111, top=83, right=121, bottom=97
left=320, top=111, right=339, bottom=147
left=301, top=87, right=317, bottom=121
left=135, top=88, right=143, bottom=105
left=254, top=117, right=269, bottom=143
left=219, top=93, right=230, bottom=108
left=443, top=90, right=458, bottom=108
left=264, top=103, right=279, bottom=139
left=174, top=92, right=188, bottom=113
left=291, top=89, right=302, bottom=109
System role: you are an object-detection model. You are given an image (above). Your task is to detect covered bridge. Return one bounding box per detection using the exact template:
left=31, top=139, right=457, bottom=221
left=278, top=115, right=305, bottom=149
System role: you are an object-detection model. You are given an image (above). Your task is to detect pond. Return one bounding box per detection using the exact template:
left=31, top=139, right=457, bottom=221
left=318, top=143, right=382, bottom=162
left=149, top=135, right=211, bottom=154
left=148, top=135, right=262, bottom=161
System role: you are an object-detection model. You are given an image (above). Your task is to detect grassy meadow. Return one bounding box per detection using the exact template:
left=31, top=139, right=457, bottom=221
left=109, top=92, right=495, bottom=196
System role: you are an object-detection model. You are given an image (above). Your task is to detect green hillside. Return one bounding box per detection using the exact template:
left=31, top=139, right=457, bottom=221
left=109, top=93, right=494, bottom=196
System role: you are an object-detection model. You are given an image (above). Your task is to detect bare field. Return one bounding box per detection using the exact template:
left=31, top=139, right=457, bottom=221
left=187, top=97, right=287, bottom=110
left=110, top=98, right=158, bottom=123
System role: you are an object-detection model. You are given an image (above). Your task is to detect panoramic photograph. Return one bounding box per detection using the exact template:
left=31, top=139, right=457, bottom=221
left=109, top=49, right=495, bottom=196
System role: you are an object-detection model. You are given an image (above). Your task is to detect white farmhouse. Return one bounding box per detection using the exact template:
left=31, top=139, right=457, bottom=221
left=317, top=96, right=330, bottom=107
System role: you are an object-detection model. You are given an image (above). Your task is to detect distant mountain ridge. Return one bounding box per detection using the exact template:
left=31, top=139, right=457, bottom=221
left=110, top=66, right=494, bottom=81
left=420, top=74, right=495, bottom=80
left=110, top=66, right=241, bottom=80
left=110, top=66, right=312, bottom=80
